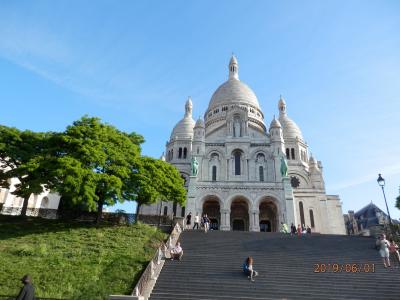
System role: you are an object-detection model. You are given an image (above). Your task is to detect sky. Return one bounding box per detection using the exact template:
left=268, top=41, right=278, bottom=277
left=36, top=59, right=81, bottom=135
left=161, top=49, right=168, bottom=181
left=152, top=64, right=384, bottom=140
left=0, top=0, right=399, bottom=218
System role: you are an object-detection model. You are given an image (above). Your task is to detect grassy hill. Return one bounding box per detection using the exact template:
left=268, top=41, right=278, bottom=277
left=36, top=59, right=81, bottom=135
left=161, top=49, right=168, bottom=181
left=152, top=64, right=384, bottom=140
left=0, top=215, right=166, bottom=300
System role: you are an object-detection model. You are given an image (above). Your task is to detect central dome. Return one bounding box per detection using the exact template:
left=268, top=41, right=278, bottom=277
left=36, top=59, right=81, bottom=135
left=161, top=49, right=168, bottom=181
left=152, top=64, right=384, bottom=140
left=208, top=78, right=260, bottom=110
left=207, top=55, right=261, bottom=111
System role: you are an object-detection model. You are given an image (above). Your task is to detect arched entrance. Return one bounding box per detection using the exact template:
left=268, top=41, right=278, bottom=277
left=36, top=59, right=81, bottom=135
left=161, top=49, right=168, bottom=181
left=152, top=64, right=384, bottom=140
left=202, top=196, right=221, bottom=230
left=259, top=197, right=278, bottom=232
left=230, top=196, right=249, bottom=231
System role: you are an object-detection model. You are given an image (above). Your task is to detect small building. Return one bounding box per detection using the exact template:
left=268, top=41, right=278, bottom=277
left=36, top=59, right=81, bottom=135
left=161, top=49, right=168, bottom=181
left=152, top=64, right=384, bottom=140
left=344, top=202, right=399, bottom=236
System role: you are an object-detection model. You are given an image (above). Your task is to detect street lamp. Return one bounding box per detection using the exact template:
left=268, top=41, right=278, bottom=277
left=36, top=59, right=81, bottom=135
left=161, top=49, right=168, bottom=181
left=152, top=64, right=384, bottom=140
left=377, top=174, right=393, bottom=230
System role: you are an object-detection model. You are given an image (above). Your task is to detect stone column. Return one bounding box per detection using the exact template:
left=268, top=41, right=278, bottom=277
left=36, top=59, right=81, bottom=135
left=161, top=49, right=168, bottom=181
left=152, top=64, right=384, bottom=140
left=220, top=208, right=230, bottom=231
left=249, top=209, right=260, bottom=232
left=282, top=177, right=296, bottom=226
left=186, top=176, right=197, bottom=219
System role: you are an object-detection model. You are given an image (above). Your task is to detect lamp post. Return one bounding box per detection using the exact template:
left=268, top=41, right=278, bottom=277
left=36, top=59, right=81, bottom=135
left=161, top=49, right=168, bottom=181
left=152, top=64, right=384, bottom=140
left=377, top=174, right=393, bottom=230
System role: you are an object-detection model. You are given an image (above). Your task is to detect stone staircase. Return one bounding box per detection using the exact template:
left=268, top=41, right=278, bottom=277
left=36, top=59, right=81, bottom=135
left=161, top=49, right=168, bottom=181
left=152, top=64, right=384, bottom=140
left=149, top=231, right=400, bottom=300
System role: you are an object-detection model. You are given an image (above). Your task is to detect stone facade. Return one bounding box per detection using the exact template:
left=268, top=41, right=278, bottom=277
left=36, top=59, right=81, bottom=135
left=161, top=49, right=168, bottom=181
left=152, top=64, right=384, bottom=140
left=0, top=177, right=60, bottom=218
left=140, top=56, right=346, bottom=234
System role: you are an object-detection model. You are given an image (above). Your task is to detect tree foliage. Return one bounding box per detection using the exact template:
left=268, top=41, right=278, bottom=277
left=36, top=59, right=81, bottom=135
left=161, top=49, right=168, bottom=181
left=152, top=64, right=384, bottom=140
left=0, top=116, right=187, bottom=222
left=131, top=156, right=186, bottom=214
left=50, top=116, right=142, bottom=222
left=0, top=126, right=53, bottom=216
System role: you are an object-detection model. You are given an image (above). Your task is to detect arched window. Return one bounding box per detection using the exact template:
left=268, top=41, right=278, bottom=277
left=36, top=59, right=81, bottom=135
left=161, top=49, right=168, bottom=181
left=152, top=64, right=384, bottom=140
left=173, top=202, right=177, bottom=216
left=299, top=201, right=305, bottom=226
left=163, top=206, right=168, bottom=215
left=41, top=197, right=49, bottom=208
left=291, top=148, right=295, bottom=160
left=197, top=147, right=199, bottom=154
left=234, top=151, right=241, bottom=175
left=212, top=166, right=217, bottom=181
left=310, top=209, right=315, bottom=228
left=286, top=148, right=290, bottom=160
left=178, top=148, right=182, bottom=159
left=171, top=149, right=173, bottom=159
left=259, top=166, right=264, bottom=182
left=183, top=147, right=187, bottom=159
left=181, top=207, right=185, bottom=218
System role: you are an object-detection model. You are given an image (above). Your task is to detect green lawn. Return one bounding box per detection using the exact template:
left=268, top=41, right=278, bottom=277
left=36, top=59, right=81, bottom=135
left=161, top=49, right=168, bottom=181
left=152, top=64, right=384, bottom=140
left=0, top=215, right=166, bottom=300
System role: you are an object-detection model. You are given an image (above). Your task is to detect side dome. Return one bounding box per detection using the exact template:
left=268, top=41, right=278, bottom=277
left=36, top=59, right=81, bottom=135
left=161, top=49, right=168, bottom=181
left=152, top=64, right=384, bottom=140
left=278, top=96, right=303, bottom=140
left=208, top=79, right=260, bottom=110
left=170, top=97, right=195, bottom=140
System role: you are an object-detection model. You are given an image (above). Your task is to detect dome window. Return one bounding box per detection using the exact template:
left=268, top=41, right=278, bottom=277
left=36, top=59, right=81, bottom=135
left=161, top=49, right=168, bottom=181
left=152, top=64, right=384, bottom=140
left=291, top=148, right=295, bottom=160
left=286, top=148, right=290, bottom=160
left=178, top=148, right=183, bottom=159
left=183, top=148, right=187, bottom=159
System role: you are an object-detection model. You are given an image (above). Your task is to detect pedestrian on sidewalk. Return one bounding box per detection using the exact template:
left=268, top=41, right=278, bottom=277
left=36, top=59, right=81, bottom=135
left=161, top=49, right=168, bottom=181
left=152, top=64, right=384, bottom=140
left=192, top=213, right=200, bottom=230
left=16, top=275, right=35, bottom=300
left=297, top=224, right=302, bottom=236
left=186, top=212, right=192, bottom=229
left=243, top=256, right=258, bottom=282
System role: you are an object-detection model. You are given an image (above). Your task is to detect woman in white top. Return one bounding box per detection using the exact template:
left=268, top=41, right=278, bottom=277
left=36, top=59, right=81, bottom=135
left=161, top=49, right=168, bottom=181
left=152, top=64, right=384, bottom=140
left=377, top=234, right=390, bottom=268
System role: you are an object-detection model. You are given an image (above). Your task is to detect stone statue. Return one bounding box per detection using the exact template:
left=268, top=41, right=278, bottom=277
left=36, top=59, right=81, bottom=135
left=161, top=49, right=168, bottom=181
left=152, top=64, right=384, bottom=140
left=234, top=119, right=241, bottom=137
left=191, top=157, right=199, bottom=176
left=280, top=156, right=288, bottom=177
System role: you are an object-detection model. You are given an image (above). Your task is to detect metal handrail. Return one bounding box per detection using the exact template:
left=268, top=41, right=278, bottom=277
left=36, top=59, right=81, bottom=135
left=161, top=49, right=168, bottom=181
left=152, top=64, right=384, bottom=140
left=132, top=222, right=183, bottom=297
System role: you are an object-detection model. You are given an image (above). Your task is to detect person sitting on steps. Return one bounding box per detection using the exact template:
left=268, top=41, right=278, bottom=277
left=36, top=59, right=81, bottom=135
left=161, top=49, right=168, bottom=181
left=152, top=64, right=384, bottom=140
left=243, top=256, right=258, bottom=282
left=170, top=242, right=183, bottom=261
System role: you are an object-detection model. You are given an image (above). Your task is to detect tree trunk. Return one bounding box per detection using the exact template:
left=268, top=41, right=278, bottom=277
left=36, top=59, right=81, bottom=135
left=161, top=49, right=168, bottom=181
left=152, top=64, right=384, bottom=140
left=20, top=195, right=31, bottom=217
left=135, top=202, right=141, bottom=223
left=96, top=201, right=103, bottom=224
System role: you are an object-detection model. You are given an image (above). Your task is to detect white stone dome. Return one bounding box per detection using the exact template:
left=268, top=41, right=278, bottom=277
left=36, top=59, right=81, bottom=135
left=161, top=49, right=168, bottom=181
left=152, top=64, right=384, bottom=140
left=170, top=117, right=195, bottom=139
left=170, top=97, right=195, bottom=140
left=279, top=115, right=303, bottom=140
left=195, top=117, right=205, bottom=128
left=278, top=96, right=303, bottom=140
left=269, top=117, right=281, bottom=128
left=208, top=78, right=260, bottom=110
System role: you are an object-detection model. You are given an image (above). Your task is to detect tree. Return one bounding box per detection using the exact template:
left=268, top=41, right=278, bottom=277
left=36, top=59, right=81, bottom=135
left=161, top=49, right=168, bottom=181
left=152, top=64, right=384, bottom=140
left=131, top=156, right=186, bottom=218
left=51, top=116, right=142, bottom=223
left=0, top=126, right=53, bottom=216
left=396, top=186, right=400, bottom=210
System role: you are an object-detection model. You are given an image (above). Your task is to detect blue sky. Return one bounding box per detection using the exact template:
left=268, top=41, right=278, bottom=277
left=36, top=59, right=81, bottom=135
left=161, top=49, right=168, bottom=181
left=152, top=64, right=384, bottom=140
left=0, top=1, right=399, bottom=218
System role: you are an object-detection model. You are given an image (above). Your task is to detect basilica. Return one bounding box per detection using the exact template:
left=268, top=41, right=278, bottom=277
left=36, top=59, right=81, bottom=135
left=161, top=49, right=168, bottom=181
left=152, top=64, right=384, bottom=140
left=140, top=56, right=346, bottom=234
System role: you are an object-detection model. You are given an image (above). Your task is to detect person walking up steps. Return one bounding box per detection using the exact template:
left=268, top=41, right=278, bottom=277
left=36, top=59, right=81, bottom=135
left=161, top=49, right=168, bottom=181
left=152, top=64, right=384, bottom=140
left=193, top=213, right=200, bottom=230
left=376, top=234, right=391, bottom=268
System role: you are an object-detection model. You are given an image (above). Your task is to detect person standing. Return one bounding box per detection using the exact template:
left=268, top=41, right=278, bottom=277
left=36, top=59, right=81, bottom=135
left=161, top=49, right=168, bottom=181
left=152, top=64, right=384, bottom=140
left=186, top=212, right=192, bottom=229
left=193, top=213, right=200, bottom=230
left=376, top=234, right=391, bottom=268
left=290, top=223, right=296, bottom=235
left=297, top=224, right=302, bottom=236
left=16, top=275, right=35, bottom=300
left=203, top=214, right=210, bottom=233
